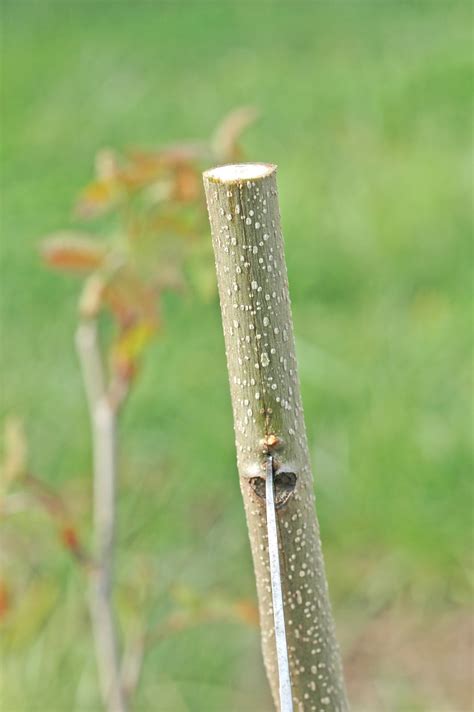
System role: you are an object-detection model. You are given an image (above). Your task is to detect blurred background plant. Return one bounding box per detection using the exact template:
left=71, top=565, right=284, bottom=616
left=1, top=109, right=259, bottom=712
left=1, top=2, right=472, bottom=711
left=42, top=105, right=257, bottom=396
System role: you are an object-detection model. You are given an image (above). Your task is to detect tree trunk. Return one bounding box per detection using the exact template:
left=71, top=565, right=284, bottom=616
left=203, top=163, right=349, bottom=712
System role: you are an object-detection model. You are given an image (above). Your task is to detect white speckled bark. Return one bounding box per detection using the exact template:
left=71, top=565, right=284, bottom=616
left=203, top=164, right=349, bottom=712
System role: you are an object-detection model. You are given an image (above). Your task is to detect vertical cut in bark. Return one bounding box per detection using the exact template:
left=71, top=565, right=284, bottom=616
left=203, top=163, right=348, bottom=712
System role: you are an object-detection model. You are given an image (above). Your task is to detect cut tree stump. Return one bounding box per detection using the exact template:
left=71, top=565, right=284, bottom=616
left=203, top=163, right=349, bottom=712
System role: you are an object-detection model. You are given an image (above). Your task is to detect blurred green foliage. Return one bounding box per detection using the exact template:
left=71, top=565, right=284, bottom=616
left=0, top=1, right=471, bottom=710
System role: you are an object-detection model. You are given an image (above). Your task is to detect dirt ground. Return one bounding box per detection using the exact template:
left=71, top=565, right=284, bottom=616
left=342, top=608, right=473, bottom=712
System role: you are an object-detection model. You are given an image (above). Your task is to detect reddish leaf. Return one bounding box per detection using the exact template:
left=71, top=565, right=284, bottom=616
left=60, top=525, right=80, bottom=553
left=172, top=164, right=201, bottom=203
left=103, top=267, right=158, bottom=326
left=58, top=523, right=89, bottom=565
left=41, top=233, right=105, bottom=273
left=233, top=599, right=259, bottom=626
left=119, top=145, right=205, bottom=193
left=0, top=581, right=10, bottom=619
left=128, top=141, right=208, bottom=170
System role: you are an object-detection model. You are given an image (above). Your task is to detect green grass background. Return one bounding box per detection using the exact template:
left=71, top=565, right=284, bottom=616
left=1, top=1, right=472, bottom=710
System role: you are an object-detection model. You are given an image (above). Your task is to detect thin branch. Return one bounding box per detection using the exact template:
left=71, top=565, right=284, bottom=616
left=76, top=318, right=127, bottom=712
left=75, top=320, right=106, bottom=411
left=121, top=631, right=146, bottom=702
